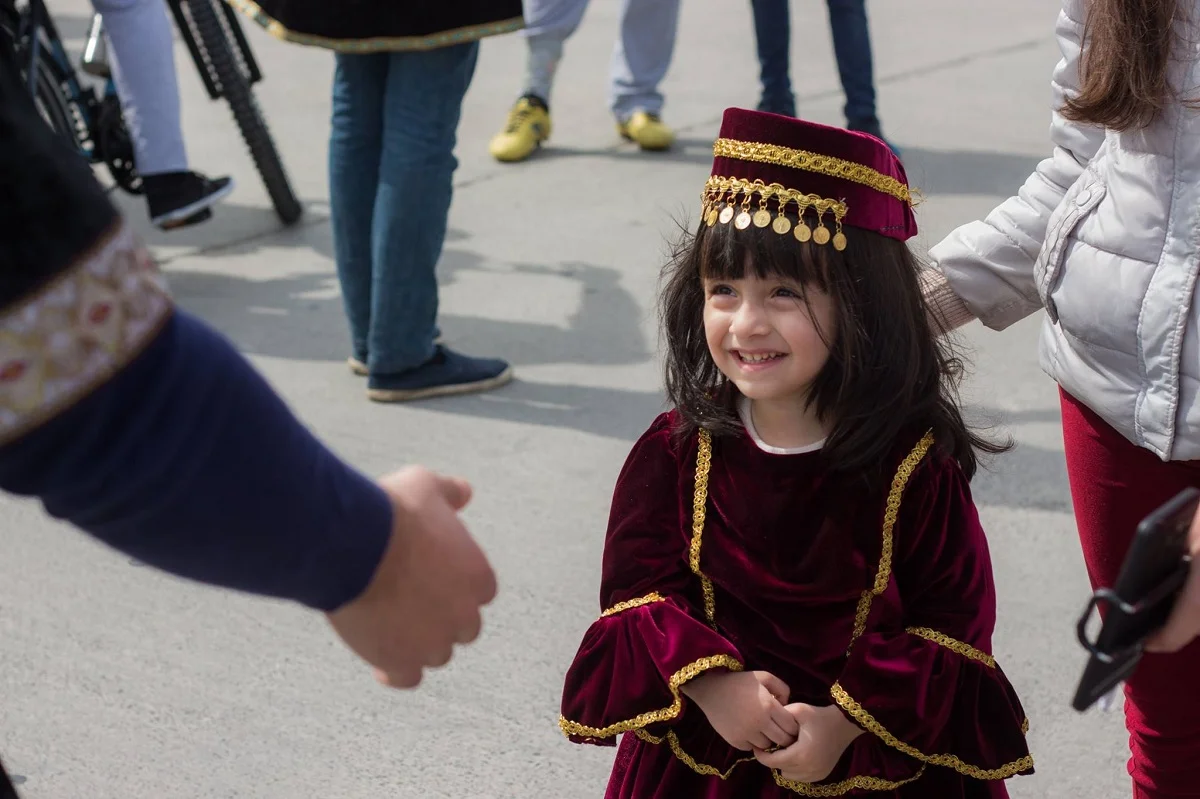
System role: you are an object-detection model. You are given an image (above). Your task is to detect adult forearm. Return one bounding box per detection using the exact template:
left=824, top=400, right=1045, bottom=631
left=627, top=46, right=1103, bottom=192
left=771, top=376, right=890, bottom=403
left=0, top=308, right=392, bottom=611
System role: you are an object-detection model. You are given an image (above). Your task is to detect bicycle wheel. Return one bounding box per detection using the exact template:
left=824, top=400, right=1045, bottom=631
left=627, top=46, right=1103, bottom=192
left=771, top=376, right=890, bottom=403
left=184, top=0, right=302, bottom=226
left=28, top=53, right=75, bottom=143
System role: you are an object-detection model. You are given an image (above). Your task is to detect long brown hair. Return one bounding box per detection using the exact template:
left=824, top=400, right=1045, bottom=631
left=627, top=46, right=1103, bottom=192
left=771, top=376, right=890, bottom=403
left=660, top=217, right=1009, bottom=484
left=1062, top=0, right=1196, bottom=130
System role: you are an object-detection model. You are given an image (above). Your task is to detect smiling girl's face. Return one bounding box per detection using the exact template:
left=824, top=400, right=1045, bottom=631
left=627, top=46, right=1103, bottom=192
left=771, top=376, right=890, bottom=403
left=702, top=267, right=836, bottom=406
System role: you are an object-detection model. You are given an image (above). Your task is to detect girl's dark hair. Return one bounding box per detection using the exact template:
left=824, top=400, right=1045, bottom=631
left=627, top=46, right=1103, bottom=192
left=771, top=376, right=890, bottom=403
left=1062, top=0, right=1197, bottom=131
left=660, top=217, right=1009, bottom=483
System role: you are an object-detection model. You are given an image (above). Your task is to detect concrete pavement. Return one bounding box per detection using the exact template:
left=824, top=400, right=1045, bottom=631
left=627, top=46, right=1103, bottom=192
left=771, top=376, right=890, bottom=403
left=1, top=2, right=1132, bottom=797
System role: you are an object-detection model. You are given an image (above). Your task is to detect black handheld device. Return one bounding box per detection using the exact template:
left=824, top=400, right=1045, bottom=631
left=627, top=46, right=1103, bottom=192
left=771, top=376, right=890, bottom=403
left=1072, top=487, right=1198, bottom=712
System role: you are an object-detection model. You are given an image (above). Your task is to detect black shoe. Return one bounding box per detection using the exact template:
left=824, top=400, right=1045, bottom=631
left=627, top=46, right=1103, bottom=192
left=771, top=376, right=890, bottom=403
left=144, top=171, right=235, bottom=230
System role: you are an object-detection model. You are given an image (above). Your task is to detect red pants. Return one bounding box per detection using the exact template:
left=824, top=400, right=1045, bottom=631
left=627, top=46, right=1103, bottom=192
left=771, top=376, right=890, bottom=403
left=1061, top=391, right=1200, bottom=798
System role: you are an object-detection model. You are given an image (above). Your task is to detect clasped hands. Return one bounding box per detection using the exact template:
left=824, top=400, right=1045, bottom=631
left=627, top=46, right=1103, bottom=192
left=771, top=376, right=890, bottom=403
left=681, top=670, right=863, bottom=784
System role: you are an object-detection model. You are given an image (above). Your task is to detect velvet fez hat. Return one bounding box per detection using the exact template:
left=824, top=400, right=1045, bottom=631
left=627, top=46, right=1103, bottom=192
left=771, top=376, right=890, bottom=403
left=702, top=109, right=917, bottom=249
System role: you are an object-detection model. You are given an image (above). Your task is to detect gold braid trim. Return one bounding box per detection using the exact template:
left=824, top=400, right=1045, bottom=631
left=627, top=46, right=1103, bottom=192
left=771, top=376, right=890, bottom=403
left=848, top=431, right=935, bottom=651
left=831, top=683, right=1035, bottom=780
left=772, top=765, right=928, bottom=796
left=636, top=729, right=929, bottom=795
left=906, top=627, right=996, bottom=668
left=601, top=593, right=666, bottom=617
left=635, top=729, right=757, bottom=780
left=713, top=138, right=912, bottom=204
left=702, top=176, right=847, bottom=218
left=691, top=430, right=717, bottom=624
left=558, top=654, right=742, bottom=739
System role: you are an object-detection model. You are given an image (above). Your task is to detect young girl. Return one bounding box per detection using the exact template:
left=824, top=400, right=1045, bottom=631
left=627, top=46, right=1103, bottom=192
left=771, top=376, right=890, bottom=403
left=558, top=109, right=1033, bottom=797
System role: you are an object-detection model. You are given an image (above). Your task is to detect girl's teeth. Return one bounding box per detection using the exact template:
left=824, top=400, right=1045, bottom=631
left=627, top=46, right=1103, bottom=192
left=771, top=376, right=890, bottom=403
left=741, top=352, right=781, bottom=363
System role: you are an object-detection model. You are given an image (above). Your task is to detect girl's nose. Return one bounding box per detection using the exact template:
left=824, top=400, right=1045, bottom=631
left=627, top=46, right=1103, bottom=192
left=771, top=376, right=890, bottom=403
left=730, top=301, right=770, bottom=338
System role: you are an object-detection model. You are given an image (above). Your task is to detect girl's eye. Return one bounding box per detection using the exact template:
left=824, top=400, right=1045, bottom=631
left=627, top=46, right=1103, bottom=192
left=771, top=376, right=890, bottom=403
left=773, top=286, right=802, bottom=299
left=707, top=284, right=735, bottom=297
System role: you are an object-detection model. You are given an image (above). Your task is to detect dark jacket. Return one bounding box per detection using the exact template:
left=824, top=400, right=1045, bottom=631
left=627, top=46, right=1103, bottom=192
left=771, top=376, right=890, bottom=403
left=228, top=0, right=524, bottom=53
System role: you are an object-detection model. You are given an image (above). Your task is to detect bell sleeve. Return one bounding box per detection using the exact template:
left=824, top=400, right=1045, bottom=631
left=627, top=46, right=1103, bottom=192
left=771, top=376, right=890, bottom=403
left=831, top=449, right=1034, bottom=782
left=559, top=416, right=743, bottom=746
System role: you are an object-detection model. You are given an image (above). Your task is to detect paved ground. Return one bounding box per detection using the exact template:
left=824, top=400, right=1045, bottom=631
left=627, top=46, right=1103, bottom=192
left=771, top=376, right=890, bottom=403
left=0, top=2, right=1134, bottom=797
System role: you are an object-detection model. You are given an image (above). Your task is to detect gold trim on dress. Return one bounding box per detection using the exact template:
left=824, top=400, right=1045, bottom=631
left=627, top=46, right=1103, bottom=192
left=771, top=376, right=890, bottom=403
left=830, top=682, right=1035, bottom=780
left=713, top=138, right=912, bottom=204
left=637, top=728, right=928, bottom=796
left=0, top=220, right=172, bottom=448
left=601, top=592, right=666, bottom=617
left=558, top=654, right=742, bottom=739
left=635, top=729, right=757, bottom=780
left=228, top=0, right=524, bottom=53
left=692, top=429, right=717, bottom=624
left=772, top=765, right=928, bottom=796
left=847, top=431, right=935, bottom=651
left=906, top=626, right=997, bottom=668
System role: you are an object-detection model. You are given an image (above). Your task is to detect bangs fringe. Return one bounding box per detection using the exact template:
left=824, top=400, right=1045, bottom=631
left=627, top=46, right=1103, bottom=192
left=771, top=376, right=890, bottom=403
left=695, top=218, right=833, bottom=294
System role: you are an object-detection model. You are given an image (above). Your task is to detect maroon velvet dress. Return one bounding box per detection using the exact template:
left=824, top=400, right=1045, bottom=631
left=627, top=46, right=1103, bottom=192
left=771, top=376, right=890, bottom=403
left=559, top=412, right=1033, bottom=797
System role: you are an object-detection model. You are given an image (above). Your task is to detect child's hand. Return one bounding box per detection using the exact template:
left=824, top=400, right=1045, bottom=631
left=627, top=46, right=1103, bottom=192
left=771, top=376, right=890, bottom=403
left=753, top=703, right=864, bottom=783
left=681, top=670, right=800, bottom=751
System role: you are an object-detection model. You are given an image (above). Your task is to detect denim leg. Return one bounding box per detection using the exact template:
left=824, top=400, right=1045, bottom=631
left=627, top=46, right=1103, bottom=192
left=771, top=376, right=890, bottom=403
left=369, top=43, right=479, bottom=376
left=609, top=0, right=680, bottom=121
left=329, top=53, right=388, bottom=365
left=750, top=0, right=795, bottom=117
left=826, top=0, right=878, bottom=127
left=91, top=0, right=187, bottom=175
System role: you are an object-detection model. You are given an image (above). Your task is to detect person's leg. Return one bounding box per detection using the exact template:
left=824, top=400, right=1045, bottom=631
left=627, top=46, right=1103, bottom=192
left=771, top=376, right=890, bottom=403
left=328, top=52, right=388, bottom=371
left=91, top=0, right=233, bottom=227
left=824, top=0, right=899, bottom=154
left=1060, top=390, right=1200, bottom=798
left=610, top=0, right=680, bottom=149
left=369, top=43, right=510, bottom=400
left=90, top=0, right=184, bottom=175
left=824, top=0, right=876, bottom=128
left=749, top=0, right=795, bottom=117
left=489, top=0, right=589, bottom=162
left=522, top=0, right=590, bottom=103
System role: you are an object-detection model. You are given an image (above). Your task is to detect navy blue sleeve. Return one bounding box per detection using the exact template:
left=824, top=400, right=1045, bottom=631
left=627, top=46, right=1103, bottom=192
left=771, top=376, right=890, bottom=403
left=0, top=310, right=392, bottom=612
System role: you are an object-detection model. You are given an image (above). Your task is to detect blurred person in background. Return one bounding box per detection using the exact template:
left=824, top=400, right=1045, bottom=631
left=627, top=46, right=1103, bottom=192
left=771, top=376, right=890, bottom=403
left=488, top=0, right=681, bottom=162
left=749, top=0, right=899, bottom=155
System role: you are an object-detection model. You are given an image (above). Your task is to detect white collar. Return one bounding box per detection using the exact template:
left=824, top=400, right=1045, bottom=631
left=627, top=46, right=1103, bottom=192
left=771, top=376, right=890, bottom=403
left=737, top=397, right=825, bottom=455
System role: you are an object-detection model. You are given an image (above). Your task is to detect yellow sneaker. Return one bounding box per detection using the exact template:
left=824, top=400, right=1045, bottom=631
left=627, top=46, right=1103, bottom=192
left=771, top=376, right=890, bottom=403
left=618, top=111, right=674, bottom=151
left=489, top=96, right=551, bottom=163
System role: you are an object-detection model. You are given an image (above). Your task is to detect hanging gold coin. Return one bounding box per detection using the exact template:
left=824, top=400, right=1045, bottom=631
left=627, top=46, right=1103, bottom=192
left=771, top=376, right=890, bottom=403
left=752, top=209, right=772, bottom=228
left=719, top=206, right=735, bottom=224
left=794, top=223, right=812, bottom=243
left=813, top=226, right=831, bottom=246
left=832, top=231, right=847, bottom=251
left=706, top=208, right=718, bottom=227
left=772, top=215, right=792, bottom=235
left=735, top=211, right=752, bottom=229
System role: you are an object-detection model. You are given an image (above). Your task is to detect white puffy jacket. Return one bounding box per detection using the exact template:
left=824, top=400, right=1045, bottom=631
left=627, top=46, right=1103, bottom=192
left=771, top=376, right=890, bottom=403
left=925, top=0, right=1200, bottom=461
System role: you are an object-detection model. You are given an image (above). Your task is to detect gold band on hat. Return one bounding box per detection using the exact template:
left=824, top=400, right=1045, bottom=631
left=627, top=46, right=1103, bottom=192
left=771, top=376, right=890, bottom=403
left=701, top=176, right=848, bottom=250
left=713, top=138, right=911, bottom=205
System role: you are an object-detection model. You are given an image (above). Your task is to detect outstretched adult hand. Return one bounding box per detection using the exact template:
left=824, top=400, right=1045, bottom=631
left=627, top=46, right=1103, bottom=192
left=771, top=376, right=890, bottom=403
left=326, top=466, right=498, bottom=687
left=1146, top=506, right=1200, bottom=654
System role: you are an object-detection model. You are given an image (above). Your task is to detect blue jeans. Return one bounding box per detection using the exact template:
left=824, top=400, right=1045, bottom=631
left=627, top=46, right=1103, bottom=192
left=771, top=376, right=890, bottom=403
left=751, top=0, right=878, bottom=127
left=329, top=43, right=478, bottom=375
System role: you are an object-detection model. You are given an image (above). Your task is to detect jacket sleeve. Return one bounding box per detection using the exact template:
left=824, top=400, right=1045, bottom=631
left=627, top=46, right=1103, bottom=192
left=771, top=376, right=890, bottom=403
left=926, top=0, right=1105, bottom=332
left=559, top=417, right=743, bottom=746
left=832, top=452, right=1033, bottom=782
left=0, top=49, right=391, bottom=613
